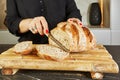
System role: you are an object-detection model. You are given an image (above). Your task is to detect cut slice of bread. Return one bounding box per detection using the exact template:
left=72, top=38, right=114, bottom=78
left=36, top=45, right=69, bottom=61
left=13, top=41, right=33, bottom=55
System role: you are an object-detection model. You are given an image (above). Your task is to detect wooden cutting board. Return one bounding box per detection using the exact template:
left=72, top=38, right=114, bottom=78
left=0, top=44, right=119, bottom=76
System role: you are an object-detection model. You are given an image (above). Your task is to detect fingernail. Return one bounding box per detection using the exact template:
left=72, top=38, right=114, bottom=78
left=80, top=23, right=82, bottom=25
left=46, top=29, right=49, bottom=34
left=41, top=34, right=44, bottom=37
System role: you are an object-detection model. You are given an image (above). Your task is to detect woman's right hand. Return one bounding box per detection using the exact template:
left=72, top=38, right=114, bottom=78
left=28, top=16, right=49, bottom=35
left=19, top=16, right=49, bottom=36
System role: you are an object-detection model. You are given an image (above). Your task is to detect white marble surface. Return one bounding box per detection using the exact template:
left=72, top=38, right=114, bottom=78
left=0, top=30, right=18, bottom=44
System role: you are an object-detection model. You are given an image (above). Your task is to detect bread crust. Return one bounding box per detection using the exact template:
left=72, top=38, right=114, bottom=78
left=13, top=41, right=33, bottom=55
left=36, top=44, right=69, bottom=61
left=49, top=21, right=96, bottom=52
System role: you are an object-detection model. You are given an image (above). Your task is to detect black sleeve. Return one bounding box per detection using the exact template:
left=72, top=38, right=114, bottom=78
left=66, top=0, right=82, bottom=21
left=4, top=0, right=23, bottom=36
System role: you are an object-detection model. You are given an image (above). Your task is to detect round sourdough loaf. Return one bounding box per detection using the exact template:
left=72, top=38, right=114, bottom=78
left=36, top=45, right=69, bottom=61
left=49, top=22, right=96, bottom=52
left=13, top=41, right=33, bottom=55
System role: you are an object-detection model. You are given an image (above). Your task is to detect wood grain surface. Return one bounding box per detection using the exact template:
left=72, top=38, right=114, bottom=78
left=0, top=44, right=119, bottom=74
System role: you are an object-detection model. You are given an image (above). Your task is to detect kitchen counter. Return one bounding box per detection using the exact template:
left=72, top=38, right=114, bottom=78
left=0, top=44, right=119, bottom=80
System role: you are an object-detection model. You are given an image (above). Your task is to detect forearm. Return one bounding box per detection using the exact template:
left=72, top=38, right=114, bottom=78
left=19, top=19, right=32, bottom=33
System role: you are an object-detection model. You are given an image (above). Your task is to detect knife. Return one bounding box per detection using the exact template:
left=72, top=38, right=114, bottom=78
left=45, top=33, right=70, bottom=52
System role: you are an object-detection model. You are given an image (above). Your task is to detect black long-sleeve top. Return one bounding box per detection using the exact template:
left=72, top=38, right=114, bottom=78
left=5, top=0, right=82, bottom=44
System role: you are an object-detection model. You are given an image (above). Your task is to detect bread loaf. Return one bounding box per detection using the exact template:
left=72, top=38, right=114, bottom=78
left=49, top=22, right=96, bottom=52
left=13, top=41, right=33, bottom=55
left=36, top=45, right=69, bottom=61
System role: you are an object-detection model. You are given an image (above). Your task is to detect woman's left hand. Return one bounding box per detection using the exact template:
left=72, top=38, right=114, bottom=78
left=67, top=18, right=83, bottom=27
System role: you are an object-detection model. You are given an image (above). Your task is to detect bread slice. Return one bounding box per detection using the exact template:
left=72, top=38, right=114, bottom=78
left=49, top=22, right=96, bottom=52
left=13, top=41, right=33, bottom=55
left=36, top=45, right=69, bottom=61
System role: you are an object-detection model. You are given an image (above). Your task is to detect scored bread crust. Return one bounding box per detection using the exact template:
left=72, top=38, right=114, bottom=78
left=13, top=41, right=33, bottom=55
left=49, top=22, right=96, bottom=52
left=36, top=44, right=69, bottom=61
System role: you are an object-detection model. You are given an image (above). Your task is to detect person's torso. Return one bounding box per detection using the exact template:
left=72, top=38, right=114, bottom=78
left=15, top=0, right=67, bottom=44
left=15, top=0, right=67, bottom=29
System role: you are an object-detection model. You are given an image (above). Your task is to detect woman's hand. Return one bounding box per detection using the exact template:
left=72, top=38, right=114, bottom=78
left=67, top=18, right=83, bottom=27
left=29, top=16, right=49, bottom=35
left=19, top=16, right=49, bottom=35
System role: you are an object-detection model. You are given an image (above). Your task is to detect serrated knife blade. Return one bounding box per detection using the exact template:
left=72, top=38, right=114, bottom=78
left=46, top=33, right=70, bottom=52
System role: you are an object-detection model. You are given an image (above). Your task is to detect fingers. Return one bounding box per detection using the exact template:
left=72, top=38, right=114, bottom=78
left=29, top=16, right=49, bottom=35
left=39, top=17, right=49, bottom=35
left=29, top=21, right=38, bottom=34
left=29, top=26, right=38, bottom=34
left=35, top=17, right=44, bottom=35
left=67, top=18, right=83, bottom=27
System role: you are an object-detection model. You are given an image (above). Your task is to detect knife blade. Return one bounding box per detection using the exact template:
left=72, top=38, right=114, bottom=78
left=46, top=33, right=70, bottom=52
